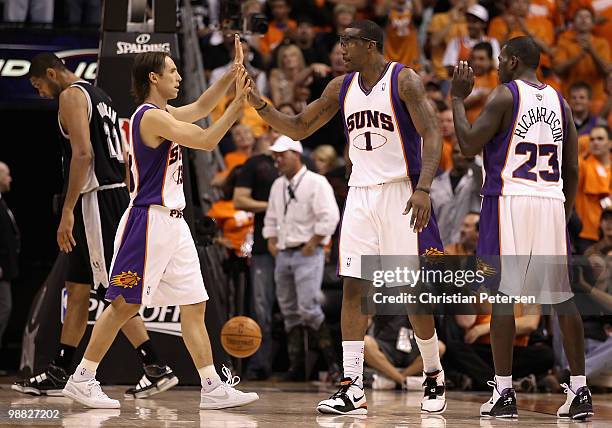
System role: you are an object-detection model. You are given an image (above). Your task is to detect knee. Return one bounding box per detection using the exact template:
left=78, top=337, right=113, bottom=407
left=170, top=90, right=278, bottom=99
left=180, top=302, right=206, bottom=322
left=111, top=298, right=141, bottom=319
left=66, top=284, right=91, bottom=308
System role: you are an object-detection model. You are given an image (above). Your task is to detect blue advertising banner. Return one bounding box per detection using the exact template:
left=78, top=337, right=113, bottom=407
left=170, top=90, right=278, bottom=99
left=0, top=29, right=99, bottom=108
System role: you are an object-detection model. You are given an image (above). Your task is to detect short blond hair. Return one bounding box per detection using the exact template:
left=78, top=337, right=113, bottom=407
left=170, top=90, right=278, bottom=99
left=312, top=145, right=338, bottom=170
left=276, top=44, right=306, bottom=71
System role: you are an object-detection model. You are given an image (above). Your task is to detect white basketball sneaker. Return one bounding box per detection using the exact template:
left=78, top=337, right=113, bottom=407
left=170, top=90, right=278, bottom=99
left=200, top=365, right=259, bottom=410
left=316, top=377, right=368, bottom=415
left=421, top=370, right=446, bottom=414
left=62, top=376, right=120, bottom=409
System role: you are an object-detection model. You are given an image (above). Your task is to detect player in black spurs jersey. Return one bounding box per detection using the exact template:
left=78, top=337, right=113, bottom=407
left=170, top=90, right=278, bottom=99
left=14, top=53, right=177, bottom=399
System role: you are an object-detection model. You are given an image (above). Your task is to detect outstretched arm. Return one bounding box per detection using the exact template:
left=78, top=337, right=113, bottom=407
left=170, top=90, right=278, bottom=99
left=561, top=100, right=579, bottom=221
left=247, top=75, right=343, bottom=141
left=168, top=35, right=244, bottom=123
left=142, top=68, right=251, bottom=151
left=450, top=61, right=513, bottom=156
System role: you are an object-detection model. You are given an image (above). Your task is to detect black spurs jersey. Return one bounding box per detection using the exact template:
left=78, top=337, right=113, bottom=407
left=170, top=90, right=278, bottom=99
left=58, top=81, right=126, bottom=191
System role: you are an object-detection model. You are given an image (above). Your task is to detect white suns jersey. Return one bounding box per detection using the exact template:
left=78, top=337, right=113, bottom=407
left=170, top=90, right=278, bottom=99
left=340, top=62, right=423, bottom=187
left=481, top=80, right=567, bottom=200
left=127, top=104, right=186, bottom=210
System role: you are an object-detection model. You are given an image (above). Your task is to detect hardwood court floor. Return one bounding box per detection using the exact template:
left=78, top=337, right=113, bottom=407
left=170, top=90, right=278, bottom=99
left=0, top=381, right=609, bottom=427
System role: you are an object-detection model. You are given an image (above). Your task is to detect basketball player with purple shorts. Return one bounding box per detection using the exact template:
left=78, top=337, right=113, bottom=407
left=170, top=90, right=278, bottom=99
left=63, top=37, right=258, bottom=410
left=451, top=36, right=593, bottom=420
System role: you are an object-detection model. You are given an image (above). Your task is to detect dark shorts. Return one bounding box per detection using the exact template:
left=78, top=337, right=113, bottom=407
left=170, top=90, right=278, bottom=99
left=66, top=186, right=129, bottom=286
left=376, top=337, right=420, bottom=368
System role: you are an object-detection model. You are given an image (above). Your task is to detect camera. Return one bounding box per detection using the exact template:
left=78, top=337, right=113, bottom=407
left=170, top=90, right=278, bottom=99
left=221, top=0, right=269, bottom=35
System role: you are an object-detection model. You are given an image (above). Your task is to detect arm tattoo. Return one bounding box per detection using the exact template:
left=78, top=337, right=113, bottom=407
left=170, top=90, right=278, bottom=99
left=399, top=69, right=441, bottom=189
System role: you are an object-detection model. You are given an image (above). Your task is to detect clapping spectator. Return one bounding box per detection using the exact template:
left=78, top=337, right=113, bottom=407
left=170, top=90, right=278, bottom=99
left=553, top=7, right=611, bottom=104
left=381, top=0, right=423, bottom=71
left=575, top=125, right=612, bottom=253
left=443, top=4, right=500, bottom=76
left=428, top=0, right=468, bottom=82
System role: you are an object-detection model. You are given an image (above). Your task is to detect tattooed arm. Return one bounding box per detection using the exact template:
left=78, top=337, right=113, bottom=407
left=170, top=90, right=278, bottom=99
left=247, top=75, right=343, bottom=140
left=398, top=67, right=442, bottom=232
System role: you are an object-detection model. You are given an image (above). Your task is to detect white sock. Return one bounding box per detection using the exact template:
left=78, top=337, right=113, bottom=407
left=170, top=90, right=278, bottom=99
left=570, top=375, right=587, bottom=391
left=342, top=341, right=364, bottom=388
left=414, top=331, right=442, bottom=374
left=73, top=359, right=99, bottom=382
left=199, top=365, right=222, bottom=392
left=495, top=375, right=512, bottom=391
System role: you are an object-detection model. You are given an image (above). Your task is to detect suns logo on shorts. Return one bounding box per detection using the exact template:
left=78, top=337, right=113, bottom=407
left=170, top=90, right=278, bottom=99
left=421, top=247, right=444, bottom=257
left=110, top=271, right=142, bottom=288
left=476, top=258, right=497, bottom=276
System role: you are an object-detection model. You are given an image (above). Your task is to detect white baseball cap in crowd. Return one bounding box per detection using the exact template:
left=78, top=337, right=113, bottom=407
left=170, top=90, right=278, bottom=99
left=466, top=4, right=489, bottom=22
left=270, top=135, right=303, bottom=153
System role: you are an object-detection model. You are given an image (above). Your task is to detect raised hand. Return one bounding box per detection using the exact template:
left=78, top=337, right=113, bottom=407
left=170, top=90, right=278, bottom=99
left=234, top=66, right=252, bottom=101
left=246, top=76, right=265, bottom=108
left=233, top=34, right=244, bottom=66
left=451, top=61, right=475, bottom=100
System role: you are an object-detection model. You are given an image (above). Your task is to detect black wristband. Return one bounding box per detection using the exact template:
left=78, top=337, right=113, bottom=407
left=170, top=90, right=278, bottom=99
left=415, top=187, right=430, bottom=195
left=255, top=101, right=268, bottom=111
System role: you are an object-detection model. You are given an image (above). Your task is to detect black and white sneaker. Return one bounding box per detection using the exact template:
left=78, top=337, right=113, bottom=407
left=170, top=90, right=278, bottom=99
left=421, top=370, right=446, bottom=414
left=12, top=364, right=68, bottom=396
left=124, top=364, right=179, bottom=398
left=480, top=380, right=518, bottom=418
left=317, top=377, right=368, bottom=415
left=557, top=383, right=594, bottom=420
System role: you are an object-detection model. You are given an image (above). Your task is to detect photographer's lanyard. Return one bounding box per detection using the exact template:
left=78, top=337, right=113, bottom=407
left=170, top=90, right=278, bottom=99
left=283, top=169, right=307, bottom=216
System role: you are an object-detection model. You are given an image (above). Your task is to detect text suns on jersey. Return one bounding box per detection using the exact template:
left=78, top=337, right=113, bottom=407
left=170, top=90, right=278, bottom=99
left=346, top=109, right=395, bottom=151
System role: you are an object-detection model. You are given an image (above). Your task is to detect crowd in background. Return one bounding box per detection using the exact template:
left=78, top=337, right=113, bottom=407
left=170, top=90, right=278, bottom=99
left=198, top=0, right=612, bottom=391
left=0, top=0, right=610, bottom=392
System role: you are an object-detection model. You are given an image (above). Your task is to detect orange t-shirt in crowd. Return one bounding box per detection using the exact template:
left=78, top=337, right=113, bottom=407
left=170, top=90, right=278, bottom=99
left=467, top=70, right=498, bottom=123
left=259, top=19, right=298, bottom=55
left=576, top=155, right=612, bottom=240
left=207, top=200, right=254, bottom=256
left=566, top=0, right=612, bottom=42
left=384, top=8, right=421, bottom=71
left=439, top=137, right=455, bottom=172
left=529, top=0, right=562, bottom=27
left=213, top=151, right=249, bottom=183
left=428, top=12, right=467, bottom=79
left=475, top=305, right=530, bottom=347
left=488, top=14, right=554, bottom=70
left=211, top=96, right=269, bottom=138
left=554, top=30, right=611, bottom=103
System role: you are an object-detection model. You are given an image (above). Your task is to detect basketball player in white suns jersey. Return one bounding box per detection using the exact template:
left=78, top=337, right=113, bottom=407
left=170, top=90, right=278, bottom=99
left=62, top=37, right=259, bottom=410
left=451, top=36, right=593, bottom=420
left=247, top=20, right=447, bottom=415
